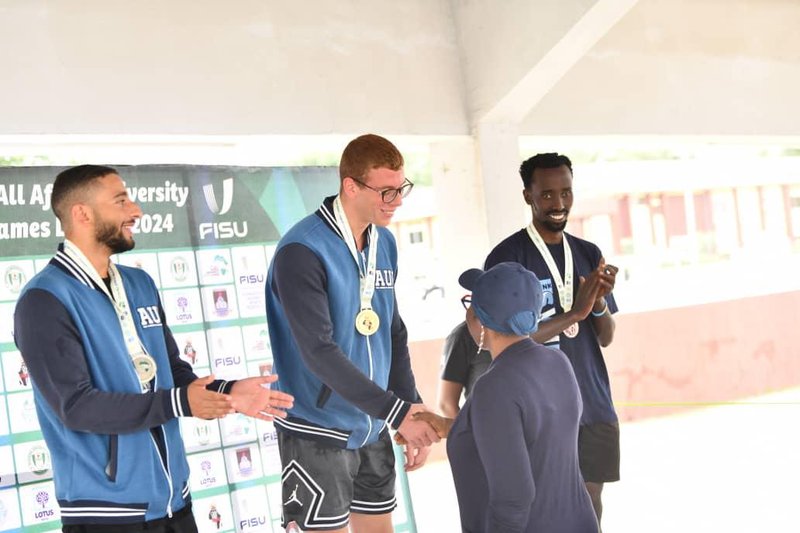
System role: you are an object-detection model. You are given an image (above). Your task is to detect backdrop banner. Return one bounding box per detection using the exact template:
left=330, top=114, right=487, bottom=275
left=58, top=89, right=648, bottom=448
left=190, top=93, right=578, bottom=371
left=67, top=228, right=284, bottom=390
left=0, top=165, right=417, bottom=533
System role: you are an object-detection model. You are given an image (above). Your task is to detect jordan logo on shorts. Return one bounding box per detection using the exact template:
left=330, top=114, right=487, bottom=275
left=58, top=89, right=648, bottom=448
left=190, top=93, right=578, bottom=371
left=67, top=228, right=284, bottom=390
left=284, top=484, right=303, bottom=507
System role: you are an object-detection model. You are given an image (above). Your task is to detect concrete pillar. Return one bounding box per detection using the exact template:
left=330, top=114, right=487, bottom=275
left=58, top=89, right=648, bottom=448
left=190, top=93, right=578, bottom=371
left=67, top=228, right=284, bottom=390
left=475, top=122, right=528, bottom=248
left=430, top=136, right=489, bottom=308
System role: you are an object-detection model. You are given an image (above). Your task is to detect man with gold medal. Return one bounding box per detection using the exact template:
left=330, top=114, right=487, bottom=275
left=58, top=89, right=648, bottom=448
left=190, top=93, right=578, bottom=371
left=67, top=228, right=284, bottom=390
left=14, top=165, right=294, bottom=532
left=485, top=153, right=620, bottom=528
left=266, top=134, right=439, bottom=533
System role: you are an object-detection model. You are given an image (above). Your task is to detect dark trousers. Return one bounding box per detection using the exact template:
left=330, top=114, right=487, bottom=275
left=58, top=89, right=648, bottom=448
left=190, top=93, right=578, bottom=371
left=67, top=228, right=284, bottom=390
left=62, top=503, right=197, bottom=533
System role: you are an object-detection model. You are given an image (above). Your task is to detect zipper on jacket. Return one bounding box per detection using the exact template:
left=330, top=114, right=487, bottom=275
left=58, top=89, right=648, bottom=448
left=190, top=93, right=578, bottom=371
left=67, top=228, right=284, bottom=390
left=150, top=428, right=174, bottom=518
left=359, top=336, right=375, bottom=447
left=105, top=434, right=118, bottom=482
left=146, top=371, right=173, bottom=519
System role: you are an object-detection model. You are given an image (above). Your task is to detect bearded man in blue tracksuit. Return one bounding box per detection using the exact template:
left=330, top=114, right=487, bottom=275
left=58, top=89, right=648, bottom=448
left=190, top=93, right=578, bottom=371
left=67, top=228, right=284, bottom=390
left=14, top=165, right=294, bottom=533
left=266, top=134, right=440, bottom=532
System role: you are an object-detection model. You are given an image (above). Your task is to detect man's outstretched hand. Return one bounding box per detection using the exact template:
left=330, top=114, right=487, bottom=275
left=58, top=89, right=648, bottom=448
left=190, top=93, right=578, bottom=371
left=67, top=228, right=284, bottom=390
left=188, top=375, right=235, bottom=419
left=230, top=374, right=294, bottom=422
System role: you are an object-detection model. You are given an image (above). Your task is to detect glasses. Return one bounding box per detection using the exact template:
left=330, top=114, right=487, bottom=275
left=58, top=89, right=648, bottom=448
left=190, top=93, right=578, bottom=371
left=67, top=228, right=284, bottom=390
left=350, top=177, right=414, bottom=203
left=460, top=294, right=472, bottom=310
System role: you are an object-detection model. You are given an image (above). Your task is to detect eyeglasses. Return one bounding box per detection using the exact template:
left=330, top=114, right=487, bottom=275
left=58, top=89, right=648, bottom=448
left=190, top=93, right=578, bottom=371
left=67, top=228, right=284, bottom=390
left=350, top=177, right=414, bottom=203
left=460, top=294, right=472, bottom=310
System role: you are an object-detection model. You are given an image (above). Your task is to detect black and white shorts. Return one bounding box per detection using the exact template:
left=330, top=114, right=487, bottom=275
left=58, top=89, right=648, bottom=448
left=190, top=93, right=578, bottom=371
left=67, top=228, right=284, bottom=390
left=277, top=430, right=397, bottom=531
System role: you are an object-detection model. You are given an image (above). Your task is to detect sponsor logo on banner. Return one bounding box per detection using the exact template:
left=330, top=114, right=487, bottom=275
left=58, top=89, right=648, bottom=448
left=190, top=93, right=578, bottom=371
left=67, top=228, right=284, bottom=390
left=239, top=515, right=268, bottom=530
left=236, top=498, right=267, bottom=531
left=208, top=503, right=223, bottom=529
left=237, top=273, right=265, bottom=285
left=22, top=397, right=37, bottom=424
left=4, top=266, right=26, bottom=294
left=199, top=459, right=218, bottom=487
left=205, top=255, right=229, bottom=279
left=170, top=256, right=189, bottom=282
left=214, top=356, right=241, bottom=369
left=253, top=334, right=268, bottom=354
left=33, top=489, right=55, bottom=520
left=236, top=447, right=253, bottom=476
left=183, top=340, right=198, bottom=366
left=175, top=295, right=195, bottom=322
left=199, top=178, right=249, bottom=240
left=18, top=359, right=29, bottom=387
left=261, top=427, right=278, bottom=446
left=221, top=413, right=255, bottom=445
left=194, top=421, right=211, bottom=445
left=27, top=446, right=49, bottom=476
left=213, top=289, right=230, bottom=317
left=203, top=179, right=234, bottom=216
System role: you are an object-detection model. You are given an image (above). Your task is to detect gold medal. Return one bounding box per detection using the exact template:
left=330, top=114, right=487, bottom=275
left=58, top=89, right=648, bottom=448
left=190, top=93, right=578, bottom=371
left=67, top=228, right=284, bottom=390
left=355, top=309, right=380, bottom=336
left=563, top=323, right=579, bottom=339
left=132, top=354, right=157, bottom=384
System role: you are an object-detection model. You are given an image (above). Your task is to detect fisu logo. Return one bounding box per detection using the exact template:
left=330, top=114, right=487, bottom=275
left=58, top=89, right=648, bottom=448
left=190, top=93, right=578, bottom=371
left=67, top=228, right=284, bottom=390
left=199, top=178, right=249, bottom=240
left=202, top=178, right=234, bottom=215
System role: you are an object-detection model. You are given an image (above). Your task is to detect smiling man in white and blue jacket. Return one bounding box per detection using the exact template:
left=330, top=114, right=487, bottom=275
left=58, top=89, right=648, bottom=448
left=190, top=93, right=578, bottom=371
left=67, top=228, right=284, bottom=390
left=14, top=165, right=294, bottom=533
left=266, top=135, right=440, bottom=533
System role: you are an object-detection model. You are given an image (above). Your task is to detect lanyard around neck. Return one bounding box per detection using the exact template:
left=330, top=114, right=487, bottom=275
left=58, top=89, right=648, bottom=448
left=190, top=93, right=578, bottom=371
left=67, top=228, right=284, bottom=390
left=62, top=240, right=154, bottom=392
left=332, top=196, right=379, bottom=312
left=525, top=224, right=574, bottom=312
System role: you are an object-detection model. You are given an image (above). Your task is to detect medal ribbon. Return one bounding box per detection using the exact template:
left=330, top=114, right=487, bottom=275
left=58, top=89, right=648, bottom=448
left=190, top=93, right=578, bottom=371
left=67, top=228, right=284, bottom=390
left=62, top=240, right=153, bottom=392
left=525, top=223, right=574, bottom=312
left=332, top=196, right=379, bottom=314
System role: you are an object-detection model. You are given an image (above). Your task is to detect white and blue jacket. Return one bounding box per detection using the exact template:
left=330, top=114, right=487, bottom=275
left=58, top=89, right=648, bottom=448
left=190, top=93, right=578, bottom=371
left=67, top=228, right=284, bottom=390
left=13, top=246, right=224, bottom=526
left=266, top=197, right=419, bottom=449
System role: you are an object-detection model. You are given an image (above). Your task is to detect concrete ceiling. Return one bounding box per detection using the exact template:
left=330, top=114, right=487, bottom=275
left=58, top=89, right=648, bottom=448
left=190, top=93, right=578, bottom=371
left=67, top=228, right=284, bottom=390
left=0, top=0, right=796, bottom=137
left=518, top=0, right=800, bottom=135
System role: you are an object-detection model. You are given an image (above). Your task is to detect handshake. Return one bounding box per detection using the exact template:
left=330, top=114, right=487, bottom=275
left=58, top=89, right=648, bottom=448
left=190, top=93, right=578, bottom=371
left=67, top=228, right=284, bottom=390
left=394, top=409, right=454, bottom=446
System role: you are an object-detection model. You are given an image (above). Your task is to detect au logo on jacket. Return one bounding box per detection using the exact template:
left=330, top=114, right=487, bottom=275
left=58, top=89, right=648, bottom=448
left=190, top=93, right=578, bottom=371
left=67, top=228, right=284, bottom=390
left=137, top=305, right=162, bottom=328
left=374, top=269, right=395, bottom=289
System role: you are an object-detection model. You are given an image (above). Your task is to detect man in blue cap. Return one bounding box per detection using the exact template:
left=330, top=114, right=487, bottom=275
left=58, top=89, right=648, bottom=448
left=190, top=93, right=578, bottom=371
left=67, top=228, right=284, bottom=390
left=414, top=262, right=598, bottom=532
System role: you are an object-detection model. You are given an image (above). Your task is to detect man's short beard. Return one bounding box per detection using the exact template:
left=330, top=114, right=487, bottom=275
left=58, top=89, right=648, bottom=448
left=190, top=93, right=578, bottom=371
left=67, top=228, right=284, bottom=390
left=541, top=219, right=567, bottom=233
left=96, top=223, right=135, bottom=254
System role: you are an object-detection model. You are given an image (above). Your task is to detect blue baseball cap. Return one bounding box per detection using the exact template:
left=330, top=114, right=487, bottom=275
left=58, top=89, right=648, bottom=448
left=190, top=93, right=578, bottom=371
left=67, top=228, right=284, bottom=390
left=458, top=262, right=543, bottom=336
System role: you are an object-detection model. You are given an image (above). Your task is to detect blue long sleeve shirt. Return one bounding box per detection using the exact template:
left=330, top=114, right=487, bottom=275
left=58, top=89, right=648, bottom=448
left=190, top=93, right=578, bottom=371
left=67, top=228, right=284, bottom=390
left=447, top=338, right=599, bottom=533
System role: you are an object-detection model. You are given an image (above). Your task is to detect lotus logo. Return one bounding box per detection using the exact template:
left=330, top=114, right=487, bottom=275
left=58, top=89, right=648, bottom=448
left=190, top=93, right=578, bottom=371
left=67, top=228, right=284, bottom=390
left=203, top=178, right=234, bottom=215
left=35, top=490, right=49, bottom=508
